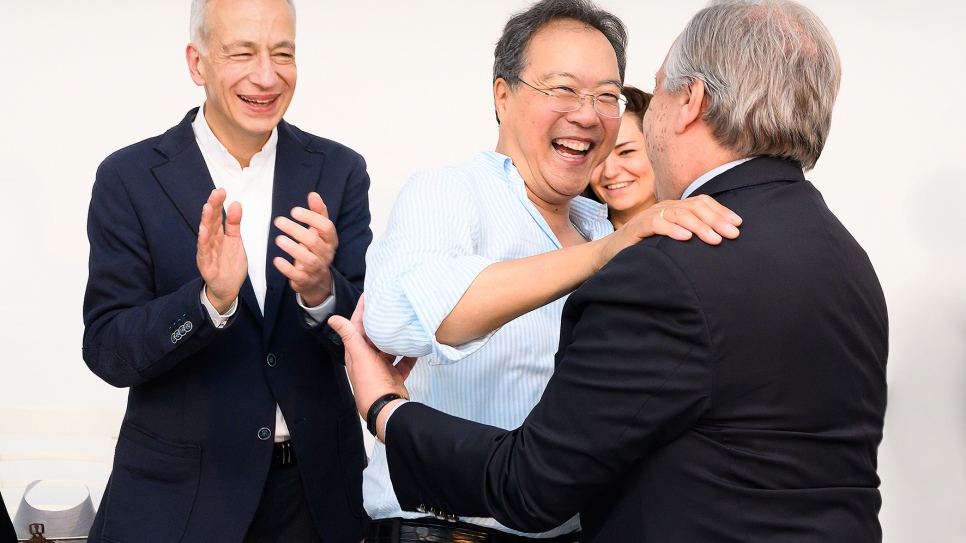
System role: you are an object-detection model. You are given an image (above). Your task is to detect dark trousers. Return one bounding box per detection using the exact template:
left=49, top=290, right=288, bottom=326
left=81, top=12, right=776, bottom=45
left=242, top=459, right=322, bottom=543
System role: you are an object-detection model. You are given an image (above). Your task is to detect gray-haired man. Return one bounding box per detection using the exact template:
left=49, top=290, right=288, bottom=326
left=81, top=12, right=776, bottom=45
left=334, top=0, right=889, bottom=541
left=83, top=0, right=372, bottom=541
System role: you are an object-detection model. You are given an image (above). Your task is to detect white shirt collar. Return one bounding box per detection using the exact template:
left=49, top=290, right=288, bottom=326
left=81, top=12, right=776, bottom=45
left=191, top=103, right=278, bottom=172
left=680, top=157, right=754, bottom=199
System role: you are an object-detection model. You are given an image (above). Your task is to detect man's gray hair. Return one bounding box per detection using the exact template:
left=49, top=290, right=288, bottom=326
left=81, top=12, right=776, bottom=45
left=664, top=0, right=841, bottom=171
left=190, top=0, right=297, bottom=54
left=494, top=0, right=628, bottom=88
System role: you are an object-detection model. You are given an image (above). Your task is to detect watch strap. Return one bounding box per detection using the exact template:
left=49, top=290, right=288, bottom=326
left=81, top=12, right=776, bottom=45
left=367, top=393, right=405, bottom=436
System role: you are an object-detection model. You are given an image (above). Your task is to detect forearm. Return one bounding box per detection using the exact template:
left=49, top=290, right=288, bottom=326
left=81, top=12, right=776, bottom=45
left=387, top=403, right=513, bottom=522
left=84, top=161, right=224, bottom=387
left=386, top=245, right=714, bottom=530
left=83, top=276, right=222, bottom=387
left=386, top=402, right=576, bottom=532
left=435, top=240, right=601, bottom=346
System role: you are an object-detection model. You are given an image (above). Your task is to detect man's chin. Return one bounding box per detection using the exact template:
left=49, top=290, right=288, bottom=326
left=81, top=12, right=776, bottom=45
left=239, top=118, right=284, bottom=138
left=233, top=106, right=288, bottom=134
left=553, top=170, right=595, bottom=196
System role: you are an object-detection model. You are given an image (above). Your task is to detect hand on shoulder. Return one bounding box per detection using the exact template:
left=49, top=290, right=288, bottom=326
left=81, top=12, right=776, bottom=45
left=593, top=195, right=742, bottom=272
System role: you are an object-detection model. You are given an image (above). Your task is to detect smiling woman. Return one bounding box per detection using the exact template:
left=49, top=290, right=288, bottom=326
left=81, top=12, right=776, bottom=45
left=584, top=86, right=656, bottom=229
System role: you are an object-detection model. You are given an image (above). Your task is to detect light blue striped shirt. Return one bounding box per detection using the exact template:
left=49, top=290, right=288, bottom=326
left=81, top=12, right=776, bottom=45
left=362, top=151, right=613, bottom=537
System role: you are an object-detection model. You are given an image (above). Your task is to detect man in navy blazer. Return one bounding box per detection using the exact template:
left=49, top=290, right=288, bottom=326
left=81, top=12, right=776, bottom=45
left=82, top=0, right=371, bottom=541
left=333, top=1, right=888, bottom=542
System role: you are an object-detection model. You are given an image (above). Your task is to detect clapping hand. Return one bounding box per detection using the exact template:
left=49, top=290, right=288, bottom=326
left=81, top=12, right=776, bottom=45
left=197, top=188, right=248, bottom=314
left=273, top=192, right=338, bottom=307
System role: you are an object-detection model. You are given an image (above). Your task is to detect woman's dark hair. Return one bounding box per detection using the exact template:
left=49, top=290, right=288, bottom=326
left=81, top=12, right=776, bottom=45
left=621, top=86, right=652, bottom=131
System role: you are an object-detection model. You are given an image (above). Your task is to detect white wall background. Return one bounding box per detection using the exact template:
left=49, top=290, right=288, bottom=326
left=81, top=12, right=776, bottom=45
left=0, top=0, right=963, bottom=540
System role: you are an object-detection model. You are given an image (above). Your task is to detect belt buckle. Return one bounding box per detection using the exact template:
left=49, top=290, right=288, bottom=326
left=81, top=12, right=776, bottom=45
left=275, top=440, right=293, bottom=466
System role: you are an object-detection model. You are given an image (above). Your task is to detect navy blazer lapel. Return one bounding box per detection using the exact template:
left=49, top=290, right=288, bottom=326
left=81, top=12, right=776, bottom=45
left=151, top=109, right=212, bottom=236
left=151, top=107, right=263, bottom=326
left=691, top=157, right=806, bottom=198
left=262, top=120, right=326, bottom=340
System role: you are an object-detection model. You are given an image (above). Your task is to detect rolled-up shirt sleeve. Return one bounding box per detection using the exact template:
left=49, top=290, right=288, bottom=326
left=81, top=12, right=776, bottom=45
left=364, top=169, right=497, bottom=364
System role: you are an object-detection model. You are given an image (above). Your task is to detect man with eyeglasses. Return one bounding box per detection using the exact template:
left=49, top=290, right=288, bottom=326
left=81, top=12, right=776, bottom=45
left=357, top=1, right=741, bottom=542
left=338, top=0, right=888, bottom=541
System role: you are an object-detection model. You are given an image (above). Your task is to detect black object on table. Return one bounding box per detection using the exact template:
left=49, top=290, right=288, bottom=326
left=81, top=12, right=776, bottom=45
left=0, top=493, right=16, bottom=543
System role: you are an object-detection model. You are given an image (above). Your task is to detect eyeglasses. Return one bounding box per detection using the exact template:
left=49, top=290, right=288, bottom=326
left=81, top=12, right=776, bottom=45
left=518, top=79, right=627, bottom=119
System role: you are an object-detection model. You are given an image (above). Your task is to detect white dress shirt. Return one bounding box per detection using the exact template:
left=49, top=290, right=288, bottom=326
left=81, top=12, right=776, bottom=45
left=191, top=103, right=336, bottom=442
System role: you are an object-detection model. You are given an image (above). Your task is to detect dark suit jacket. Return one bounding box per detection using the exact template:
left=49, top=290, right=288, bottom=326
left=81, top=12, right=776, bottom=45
left=83, top=109, right=372, bottom=543
left=386, top=157, right=888, bottom=542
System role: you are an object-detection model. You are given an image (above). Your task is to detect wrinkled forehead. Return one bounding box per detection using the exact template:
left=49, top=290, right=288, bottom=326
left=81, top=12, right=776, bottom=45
left=207, top=0, right=296, bottom=44
left=524, top=20, right=621, bottom=87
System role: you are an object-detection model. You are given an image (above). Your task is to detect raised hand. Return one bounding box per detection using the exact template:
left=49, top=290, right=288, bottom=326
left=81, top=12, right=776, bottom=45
left=273, top=192, right=338, bottom=307
left=593, top=194, right=742, bottom=272
left=196, top=188, right=248, bottom=314
left=329, top=296, right=416, bottom=421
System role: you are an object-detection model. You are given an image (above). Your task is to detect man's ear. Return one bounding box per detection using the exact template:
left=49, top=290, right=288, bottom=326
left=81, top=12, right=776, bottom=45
left=186, top=43, right=206, bottom=87
left=493, top=78, right=510, bottom=126
left=673, top=78, right=707, bottom=134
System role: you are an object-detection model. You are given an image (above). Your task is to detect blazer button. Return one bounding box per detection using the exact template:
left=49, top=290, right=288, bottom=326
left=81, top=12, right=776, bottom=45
left=257, top=427, right=272, bottom=440
left=266, top=353, right=277, bottom=367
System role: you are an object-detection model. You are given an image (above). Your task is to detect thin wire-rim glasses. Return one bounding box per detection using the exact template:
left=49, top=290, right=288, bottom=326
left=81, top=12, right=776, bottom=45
left=518, top=79, right=627, bottom=119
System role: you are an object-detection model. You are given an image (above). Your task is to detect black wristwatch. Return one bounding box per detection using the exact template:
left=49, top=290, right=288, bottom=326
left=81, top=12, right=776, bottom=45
left=367, top=393, right=406, bottom=437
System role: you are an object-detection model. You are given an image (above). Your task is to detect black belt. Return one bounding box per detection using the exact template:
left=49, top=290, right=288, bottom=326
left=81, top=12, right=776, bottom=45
left=272, top=440, right=296, bottom=466
left=367, top=518, right=580, bottom=543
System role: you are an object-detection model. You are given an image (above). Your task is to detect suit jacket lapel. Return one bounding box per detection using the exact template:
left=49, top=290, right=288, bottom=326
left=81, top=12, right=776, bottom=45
left=151, top=108, right=263, bottom=326
left=151, top=109, right=212, bottom=237
left=262, top=120, right=326, bottom=341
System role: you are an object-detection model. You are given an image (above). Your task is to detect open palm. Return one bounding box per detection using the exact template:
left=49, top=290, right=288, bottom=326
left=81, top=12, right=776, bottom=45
left=196, top=188, right=248, bottom=313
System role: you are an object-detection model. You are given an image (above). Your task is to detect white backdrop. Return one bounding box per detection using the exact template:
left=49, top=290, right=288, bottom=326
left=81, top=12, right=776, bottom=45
left=0, top=1, right=964, bottom=540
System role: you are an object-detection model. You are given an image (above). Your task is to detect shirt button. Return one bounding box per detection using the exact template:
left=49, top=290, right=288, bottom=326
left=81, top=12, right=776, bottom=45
left=257, top=427, right=272, bottom=440
left=266, top=353, right=277, bottom=367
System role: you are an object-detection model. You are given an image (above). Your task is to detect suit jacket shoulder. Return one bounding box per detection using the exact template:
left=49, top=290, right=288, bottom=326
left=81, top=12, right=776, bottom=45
left=280, top=121, right=365, bottom=164
left=100, top=109, right=202, bottom=168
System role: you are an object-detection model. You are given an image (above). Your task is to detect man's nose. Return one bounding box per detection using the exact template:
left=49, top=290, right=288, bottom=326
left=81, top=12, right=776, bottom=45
left=566, top=96, right=600, bottom=126
left=249, top=54, right=279, bottom=88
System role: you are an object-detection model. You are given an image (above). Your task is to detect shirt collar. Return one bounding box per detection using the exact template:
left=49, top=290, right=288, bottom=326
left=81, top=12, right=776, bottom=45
left=475, top=150, right=609, bottom=231
left=680, top=157, right=754, bottom=199
left=191, top=103, right=278, bottom=172
left=476, top=150, right=516, bottom=183
left=570, top=194, right=609, bottom=224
